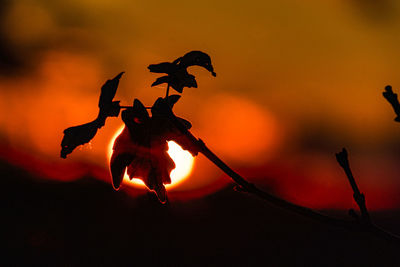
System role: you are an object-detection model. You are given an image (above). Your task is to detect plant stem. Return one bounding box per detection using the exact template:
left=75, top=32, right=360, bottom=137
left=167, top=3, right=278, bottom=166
left=336, top=148, right=371, bottom=223
left=166, top=109, right=400, bottom=245
left=200, top=139, right=399, bottom=243
left=197, top=138, right=353, bottom=227
left=383, top=85, right=400, bottom=122
left=165, top=84, right=170, bottom=98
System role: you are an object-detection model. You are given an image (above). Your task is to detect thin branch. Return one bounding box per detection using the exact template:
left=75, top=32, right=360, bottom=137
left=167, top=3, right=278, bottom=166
left=166, top=110, right=400, bottom=245
left=197, top=138, right=354, bottom=228
left=382, top=85, right=400, bottom=122
left=336, top=148, right=371, bottom=224
left=165, top=84, right=170, bottom=98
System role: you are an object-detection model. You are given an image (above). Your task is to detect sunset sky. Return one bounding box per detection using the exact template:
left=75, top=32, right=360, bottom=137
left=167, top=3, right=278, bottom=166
left=1, top=0, right=400, bottom=210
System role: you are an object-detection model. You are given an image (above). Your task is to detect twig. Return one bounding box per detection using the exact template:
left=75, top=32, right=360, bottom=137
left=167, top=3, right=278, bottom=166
left=382, top=85, right=400, bottom=122
left=336, top=148, right=371, bottom=224
left=165, top=84, right=170, bottom=98
left=166, top=110, right=400, bottom=245
left=196, top=138, right=354, bottom=228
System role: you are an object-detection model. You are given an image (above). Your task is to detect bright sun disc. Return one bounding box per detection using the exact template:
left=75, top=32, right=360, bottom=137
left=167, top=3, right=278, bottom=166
left=108, top=126, right=195, bottom=189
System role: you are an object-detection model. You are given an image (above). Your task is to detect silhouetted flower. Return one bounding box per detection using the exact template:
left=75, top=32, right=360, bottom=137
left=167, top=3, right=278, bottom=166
left=148, top=51, right=216, bottom=93
left=110, top=95, right=197, bottom=203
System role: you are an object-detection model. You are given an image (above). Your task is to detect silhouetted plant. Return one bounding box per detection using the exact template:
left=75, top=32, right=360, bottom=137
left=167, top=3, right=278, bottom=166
left=383, top=85, right=400, bottom=122
left=61, top=51, right=214, bottom=201
left=148, top=51, right=216, bottom=96
left=336, top=148, right=370, bottom=224
left=60, top=51, right=400, bottom=244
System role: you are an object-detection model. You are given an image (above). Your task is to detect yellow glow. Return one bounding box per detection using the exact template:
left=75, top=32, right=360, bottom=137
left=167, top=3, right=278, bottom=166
left=108, top=126, right=194, bottom=189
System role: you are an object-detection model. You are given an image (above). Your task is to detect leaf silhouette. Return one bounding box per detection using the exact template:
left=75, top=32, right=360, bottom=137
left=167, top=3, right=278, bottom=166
left=60, top=72, right=124, bottom=158
left=99, top=72, right=124, bottom=109
left=60, top=120, right=100, bottom=159
left=148, top=51, right=216, bottom=93
left=178, top=51, right=216, bottom=76
left=110, top=95, right=197, bottom=203
left=151, top=74, right=197, bottom=93
left=97, top=72, right=124, bottom=121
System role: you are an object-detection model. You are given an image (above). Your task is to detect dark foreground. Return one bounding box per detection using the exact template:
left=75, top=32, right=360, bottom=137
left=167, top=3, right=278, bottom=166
left=2, top=162, right=400, bottom=266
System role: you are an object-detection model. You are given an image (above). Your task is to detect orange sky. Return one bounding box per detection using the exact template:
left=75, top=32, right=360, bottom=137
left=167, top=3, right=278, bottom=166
left=1, top=0, right=400, bottom=209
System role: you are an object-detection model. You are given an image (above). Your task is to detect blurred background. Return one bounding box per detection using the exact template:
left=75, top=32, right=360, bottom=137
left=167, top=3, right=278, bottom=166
left=3, top=1, right=400, bottom=265
left=1, top=0, right=400, bottom=210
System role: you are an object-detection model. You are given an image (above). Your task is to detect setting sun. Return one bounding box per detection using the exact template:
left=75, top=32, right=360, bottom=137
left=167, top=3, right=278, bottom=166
left=108, top=126, right=195, bottom=189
